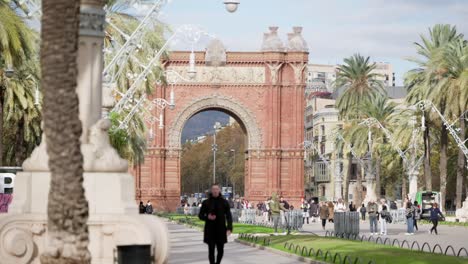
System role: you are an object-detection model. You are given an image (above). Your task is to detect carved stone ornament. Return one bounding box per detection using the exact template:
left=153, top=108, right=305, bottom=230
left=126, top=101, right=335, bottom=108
left=168, top=95, right=262, bottom=149
left=23, top=119, right=128, bottom=172
left=289, top=62, right=307, bottom=84
left=205, top=39, right=227, bottom=67
left=261, top=26, right=285, bottom=52
left=167, top=66, right=265, bottom=84
left=79, top=5, right=106, bottom=37
left=266, top=63, right=283, bottom=84
left=287, top=27, right=308, bottom=52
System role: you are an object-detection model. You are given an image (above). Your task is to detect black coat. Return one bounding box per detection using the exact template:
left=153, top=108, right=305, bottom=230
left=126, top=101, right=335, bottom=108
left=199, top=196, right=233, bottom=244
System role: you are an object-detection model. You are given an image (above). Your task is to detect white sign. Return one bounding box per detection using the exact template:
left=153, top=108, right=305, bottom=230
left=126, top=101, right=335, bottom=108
left=0, top=173, right=15, bottom=194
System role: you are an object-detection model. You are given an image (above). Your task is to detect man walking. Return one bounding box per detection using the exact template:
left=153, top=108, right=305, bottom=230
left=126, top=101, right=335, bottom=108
left=367, top=200, right=378, bottom=235
left=199, top=183, right=233, bottom=264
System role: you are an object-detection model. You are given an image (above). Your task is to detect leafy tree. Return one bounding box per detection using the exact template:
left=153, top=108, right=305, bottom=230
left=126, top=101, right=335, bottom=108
left=334, top=54, right=385, bottom=202
left=181, top=122, right=245, bottom=196
left=405, top=24, right=465, bottom=207
left=0, top=0, right=36, bottom=166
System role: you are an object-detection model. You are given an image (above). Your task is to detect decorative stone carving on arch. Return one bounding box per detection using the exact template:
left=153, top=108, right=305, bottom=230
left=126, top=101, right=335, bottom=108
left=168, top=94, right=263, bottom=150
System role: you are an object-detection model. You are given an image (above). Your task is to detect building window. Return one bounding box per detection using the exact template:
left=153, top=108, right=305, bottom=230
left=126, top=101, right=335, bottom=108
left=320, top=143, right=325, bottom=154
left=321, top=185, right=326, bottom=197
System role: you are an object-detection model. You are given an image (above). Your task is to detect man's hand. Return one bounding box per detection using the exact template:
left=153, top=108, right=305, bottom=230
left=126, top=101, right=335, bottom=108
left=227, top=230, right=232, bottom=236
left=208, top=213, right=216, bottom=221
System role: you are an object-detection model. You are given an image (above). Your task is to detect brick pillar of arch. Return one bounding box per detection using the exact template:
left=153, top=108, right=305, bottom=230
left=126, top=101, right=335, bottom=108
left=133, top=50, right=307, bottom=211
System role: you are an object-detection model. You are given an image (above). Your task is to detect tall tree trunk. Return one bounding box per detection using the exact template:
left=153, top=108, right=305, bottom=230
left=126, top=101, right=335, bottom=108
left=40, top=0, right=90, bottom=263
left=439, top=123, right=448, bottom=211
left=343, top=152, right=352, bottom=203
left=402, top=165, right=407, bottom=202
left=355, top=162, right=363, bottom=207
left=423, top=113, right=432, bottom=190
left=456, top=117, right=466, bottom=208
left=376, top=156, right=381, bottom=199
left=14, top=118, right=26, bottom=166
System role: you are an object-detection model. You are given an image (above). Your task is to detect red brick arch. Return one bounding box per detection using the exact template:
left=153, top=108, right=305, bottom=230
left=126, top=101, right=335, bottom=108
left=133, top=50, right=307, bottom=210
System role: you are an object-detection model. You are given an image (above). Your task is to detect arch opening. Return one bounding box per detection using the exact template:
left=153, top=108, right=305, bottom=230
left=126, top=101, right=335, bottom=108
left=180, top=108, right=247, bottom=203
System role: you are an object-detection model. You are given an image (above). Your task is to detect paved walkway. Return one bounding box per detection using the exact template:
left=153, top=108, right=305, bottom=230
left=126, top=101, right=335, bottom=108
left=302, top=219, right=468, bottom=252
left=167, top=221, right=297, bottom=264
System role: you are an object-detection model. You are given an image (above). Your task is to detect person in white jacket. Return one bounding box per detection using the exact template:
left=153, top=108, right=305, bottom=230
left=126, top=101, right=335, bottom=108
left=335, top=198, right=347, bottom=212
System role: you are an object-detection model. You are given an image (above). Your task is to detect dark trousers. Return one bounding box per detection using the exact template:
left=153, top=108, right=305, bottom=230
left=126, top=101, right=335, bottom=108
left=413, top=218, right=418, bottom=231
left=321, top=218, right=327, bottom=228
left=208, top=241, right=224, bottom=264
left=430, top=220, right=439, bottom=234
left=361, top=213, right=366, bottom=221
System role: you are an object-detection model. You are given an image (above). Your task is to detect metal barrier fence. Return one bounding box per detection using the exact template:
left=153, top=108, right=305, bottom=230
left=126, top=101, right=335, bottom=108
left=324, top=231, right=468, bottom=258
left=334, top=212, right=360, bottom=237
left=175, top=207, right=304, bottom=231
left=389, top=209, right=407, bottom=224
left=239, top=234, right=376, bottom=264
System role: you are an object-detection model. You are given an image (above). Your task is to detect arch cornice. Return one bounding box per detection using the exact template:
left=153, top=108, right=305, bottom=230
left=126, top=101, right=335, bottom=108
left=168, top=94, right=263, bottom=150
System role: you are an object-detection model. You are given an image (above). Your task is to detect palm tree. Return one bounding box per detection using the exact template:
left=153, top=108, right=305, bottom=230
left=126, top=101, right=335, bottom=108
left=334, top=54, right=386, bottom=202
left=39, top=0, right=90, bottom=262
left=3, top=61, right=41, bottom=165
left=104, top=2, right=168, bottom=165
left=405, top=24, right=465, bottom=208
left=334, top=54, right=386, bottom=119
left=434, top=38, right=467, bottom=208
left=0, top=0, right=35, bottom=166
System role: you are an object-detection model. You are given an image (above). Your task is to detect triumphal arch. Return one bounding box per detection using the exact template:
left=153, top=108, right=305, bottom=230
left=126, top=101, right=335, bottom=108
left=133, top=27, right=308, bottom=210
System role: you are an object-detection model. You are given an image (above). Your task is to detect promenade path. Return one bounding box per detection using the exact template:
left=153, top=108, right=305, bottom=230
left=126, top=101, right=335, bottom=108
left=302, top=219, right=468, bottom=253
left=167, top=221, right=297, bottom=264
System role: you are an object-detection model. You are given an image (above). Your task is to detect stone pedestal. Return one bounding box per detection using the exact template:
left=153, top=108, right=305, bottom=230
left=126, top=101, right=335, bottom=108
left=455, top=197, right=468, bottom=223
left=2, top=172, right=169, bottom=264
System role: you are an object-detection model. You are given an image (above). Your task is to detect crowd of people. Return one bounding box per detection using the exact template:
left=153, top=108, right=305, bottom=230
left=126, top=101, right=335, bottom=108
left=180, top=193, right=446, bottom=236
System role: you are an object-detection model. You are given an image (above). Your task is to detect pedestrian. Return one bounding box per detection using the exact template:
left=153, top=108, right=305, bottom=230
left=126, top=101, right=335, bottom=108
left=301, top=198, right=310, bottom=224
left=199, top=183, right=233, bottom=264
left=184, top=203, right=191, bottom=215
left=319, top=202, right=329, bottom=230
left=405, top=201, right=415, bottom=235
left=349, top=201, right=356, bottom=212
left=280, top=196, right=290, bottom=210
left=379, top=205, right=390, bottom=235
left=367, top=200, right=378, bottom=235
left=429, top=203, right=444, bottom=235
left=139, top=201, right=146, bottom=214
left=145, top=200, right=153, bottom=214
left=262, top=198, right=270, bottom=222
left=359, top=203, right=367, bottom=220
left=327, top=202, right=335, bottom=223
left=309, top=200, right=319, bottom=222
left=269, top=193, right=285, bottom=234
left=336, top=198, right=347, bottom=212
left=413, top=201, right=421, bottom=231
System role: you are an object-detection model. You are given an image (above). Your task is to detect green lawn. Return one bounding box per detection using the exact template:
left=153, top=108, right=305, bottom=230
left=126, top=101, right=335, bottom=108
left=157, top=213, right=277, bottom=234
left=240, top=235, right=468, bottom=264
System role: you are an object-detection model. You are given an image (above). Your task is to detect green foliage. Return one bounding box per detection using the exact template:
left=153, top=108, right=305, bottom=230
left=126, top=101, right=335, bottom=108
left=181, top=123, right=245, bottom=195
left=0, top=1, right=40, bottom=166
left=334, top=53, right=386, bottom=119
left=241, top=235, right=468, bottom=264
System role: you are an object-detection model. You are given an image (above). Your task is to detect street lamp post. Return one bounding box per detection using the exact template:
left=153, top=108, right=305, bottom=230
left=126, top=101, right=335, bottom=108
left=212, top=122, right=222, bottom=183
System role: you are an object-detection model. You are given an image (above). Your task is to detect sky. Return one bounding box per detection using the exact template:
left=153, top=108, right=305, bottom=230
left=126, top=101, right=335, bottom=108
left=155, top=0, right=468, bottom=86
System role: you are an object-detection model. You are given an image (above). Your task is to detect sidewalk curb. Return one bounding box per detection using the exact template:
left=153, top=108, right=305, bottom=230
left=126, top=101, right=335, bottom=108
left=235, top=239, right=327, bottom=264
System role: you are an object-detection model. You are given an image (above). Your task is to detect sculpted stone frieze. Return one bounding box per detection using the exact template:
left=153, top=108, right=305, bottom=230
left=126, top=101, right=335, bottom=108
left=166, top=66, right=265, bottom=84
